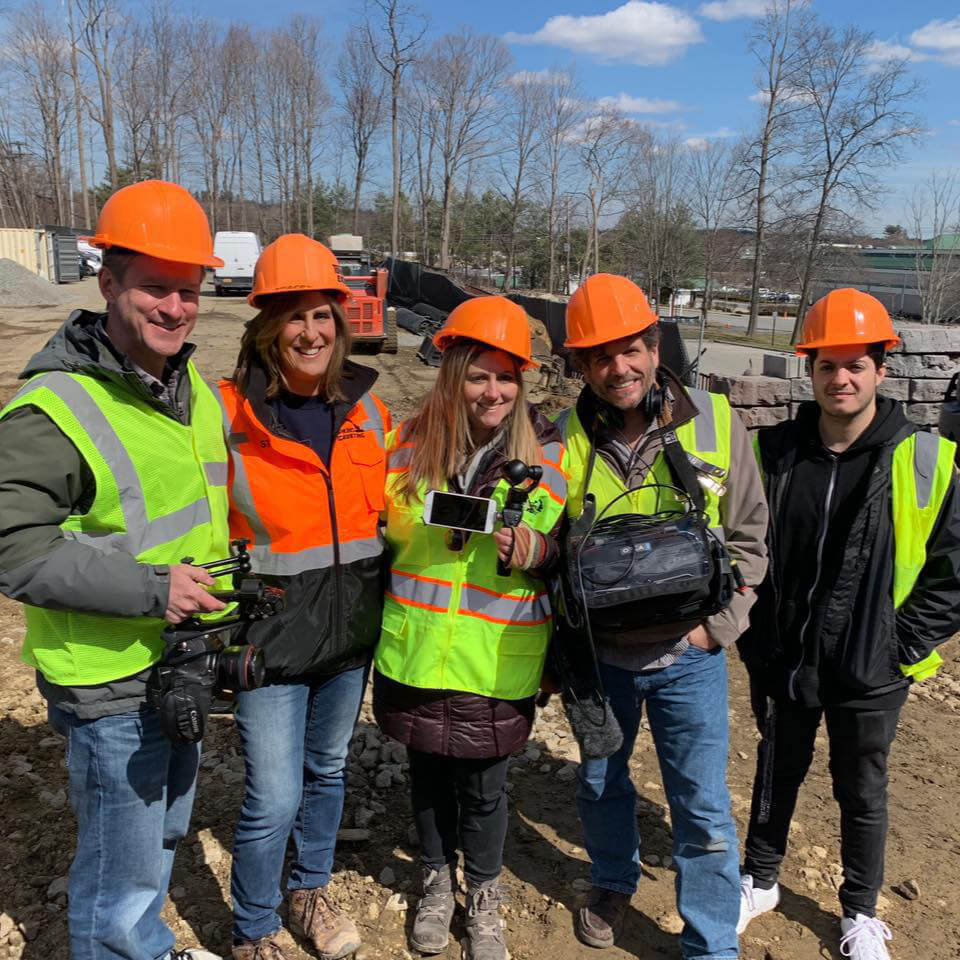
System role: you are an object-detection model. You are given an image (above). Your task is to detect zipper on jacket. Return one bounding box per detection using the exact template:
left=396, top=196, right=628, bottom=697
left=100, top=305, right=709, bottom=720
left=789, top=452, right=838, bottom=700
left=326, top=466, right=344, bottom=653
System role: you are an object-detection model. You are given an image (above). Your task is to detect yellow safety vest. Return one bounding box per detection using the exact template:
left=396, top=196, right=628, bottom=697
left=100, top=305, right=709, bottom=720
left=554, top=388, right=732, bottom=541
left=1, top=365, right=230, bottom=685
left=374, top=426, right=567, bottom=700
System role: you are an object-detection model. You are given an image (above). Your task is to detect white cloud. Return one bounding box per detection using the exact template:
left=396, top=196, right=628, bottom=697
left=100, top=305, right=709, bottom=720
left=865, top=39, right=927, bottom=64
left=684, top=137, right=710, bottom=150
left=596, top=93, right=683, bottom=113
left=910, top=16, right=960, bottom=59
left=507, top=69, right=568, bottom=86
left=504, top=1, right=704, bottom=66
left=698, top=0, right=768, bottom=22
left=950, top=120, right=960, bottom=127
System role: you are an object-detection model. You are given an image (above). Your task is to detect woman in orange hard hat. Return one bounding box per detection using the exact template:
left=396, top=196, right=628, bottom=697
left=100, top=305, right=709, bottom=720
left=217, top=234, right=391, bottom=960
left=372, top=296, right=567, bottom=960
left=737, top=288, right=960, bottom=960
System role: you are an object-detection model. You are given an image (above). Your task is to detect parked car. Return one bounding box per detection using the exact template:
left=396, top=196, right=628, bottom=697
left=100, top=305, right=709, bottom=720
left=213, top=231, right=261, bottom=296
left=78, top=250, right=101, bottom=277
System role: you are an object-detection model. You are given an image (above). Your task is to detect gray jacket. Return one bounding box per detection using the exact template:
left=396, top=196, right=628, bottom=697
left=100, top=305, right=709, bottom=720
left=0, top=310, right=197, bottom=716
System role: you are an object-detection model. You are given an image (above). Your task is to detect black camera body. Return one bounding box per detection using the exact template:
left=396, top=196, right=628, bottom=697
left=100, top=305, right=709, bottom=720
left=497, top=460, right=543, bottom=576
left=147, top=540, right=283, bottom=744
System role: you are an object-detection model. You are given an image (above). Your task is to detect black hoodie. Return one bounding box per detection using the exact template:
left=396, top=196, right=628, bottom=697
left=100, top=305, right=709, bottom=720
left=739, top=396, right=960, bottom=708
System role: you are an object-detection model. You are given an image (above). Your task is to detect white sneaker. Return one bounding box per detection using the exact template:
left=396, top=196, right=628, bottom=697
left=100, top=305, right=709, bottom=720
left=737, top=874, right=780, bottom=934
left=840, top=914, right=893, bottom=959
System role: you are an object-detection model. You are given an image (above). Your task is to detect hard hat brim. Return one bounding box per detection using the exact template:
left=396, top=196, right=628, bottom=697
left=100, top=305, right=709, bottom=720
left=89, top=234, right=224, bottom=269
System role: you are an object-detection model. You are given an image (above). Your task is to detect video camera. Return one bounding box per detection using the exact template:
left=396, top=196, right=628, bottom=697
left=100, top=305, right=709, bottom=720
left=147, top=539, right=283, bottom=744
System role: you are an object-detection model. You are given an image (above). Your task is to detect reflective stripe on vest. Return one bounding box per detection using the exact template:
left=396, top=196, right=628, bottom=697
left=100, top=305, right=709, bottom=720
left=2, top=364, right=230, bottom=685
left=555, top=390, right=731, bottom=531
left=374, top=424, right=567, bottom=700
left=217, top=383, right=387, bottom=577
left=891, top=430, right=957, bottom=609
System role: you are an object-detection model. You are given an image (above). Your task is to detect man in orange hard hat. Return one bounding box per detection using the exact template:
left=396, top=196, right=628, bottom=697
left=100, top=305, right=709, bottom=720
left=737, top=289, right=960, bottom=960
left=0, top=180, right=230, bottom=960
left=553, top=274, right=768, bottom=958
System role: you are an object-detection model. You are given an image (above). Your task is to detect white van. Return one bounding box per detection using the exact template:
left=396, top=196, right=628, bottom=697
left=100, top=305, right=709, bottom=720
left=213, top=231, right=261, bottom=297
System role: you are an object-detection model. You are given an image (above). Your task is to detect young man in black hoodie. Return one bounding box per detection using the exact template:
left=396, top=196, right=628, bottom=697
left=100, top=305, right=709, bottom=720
left=736, top=289, right=960, bottom=960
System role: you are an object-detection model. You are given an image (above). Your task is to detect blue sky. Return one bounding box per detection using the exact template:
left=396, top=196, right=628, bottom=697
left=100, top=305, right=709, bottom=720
left=215, top=0, right=960, bottom=233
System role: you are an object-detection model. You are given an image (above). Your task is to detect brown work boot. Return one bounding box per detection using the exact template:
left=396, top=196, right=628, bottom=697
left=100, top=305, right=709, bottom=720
left=231, top=931, right=289, bottom=960
left=574, top=888, right=631, bottom=949
left=288, top=887, right=361, bottom=960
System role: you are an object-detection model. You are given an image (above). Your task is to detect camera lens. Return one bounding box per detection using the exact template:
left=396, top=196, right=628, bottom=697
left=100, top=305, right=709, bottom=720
left=218, top=644, right=266, bottom=691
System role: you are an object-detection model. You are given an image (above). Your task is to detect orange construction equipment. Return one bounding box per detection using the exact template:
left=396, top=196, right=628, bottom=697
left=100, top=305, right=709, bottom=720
left=249, top=234, right=350, bottom=307
left=433, top=296, right=538, bottom=370
left=90, top=180, right=223, bottom=268
left=564, top=274, right=658, bottom=349
left=796, top=288, right=900, bottom=354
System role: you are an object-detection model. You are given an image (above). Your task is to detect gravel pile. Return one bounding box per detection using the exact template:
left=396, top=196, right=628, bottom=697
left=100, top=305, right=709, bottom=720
left=0, top=258, right=74, bottom=307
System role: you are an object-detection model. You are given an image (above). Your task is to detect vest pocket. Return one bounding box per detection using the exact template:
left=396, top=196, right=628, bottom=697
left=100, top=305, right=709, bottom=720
left=344, top=437, right=386, bottom=512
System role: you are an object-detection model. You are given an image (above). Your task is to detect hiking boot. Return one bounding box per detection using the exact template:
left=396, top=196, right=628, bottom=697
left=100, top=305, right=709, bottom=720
left=574, top=888, right=630, bottom=949
left=463, top=878, right=507, bottom=960
left=410, top=863, right=457, bottom=955
left=840, top=914, right=893, bottom=960
left=737, top=874, right=780, bottom=934
left=230, top=933, right=288, bottom=960
left=288, top=887, right=361, bottom=960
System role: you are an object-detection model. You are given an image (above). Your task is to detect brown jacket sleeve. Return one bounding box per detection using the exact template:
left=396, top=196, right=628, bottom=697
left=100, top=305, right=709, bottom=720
left=704, top=411, right=769, bottom=648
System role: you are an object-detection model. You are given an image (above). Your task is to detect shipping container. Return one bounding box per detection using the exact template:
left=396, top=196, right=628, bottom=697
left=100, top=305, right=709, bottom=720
left=0, top=228, right=53, bottom=281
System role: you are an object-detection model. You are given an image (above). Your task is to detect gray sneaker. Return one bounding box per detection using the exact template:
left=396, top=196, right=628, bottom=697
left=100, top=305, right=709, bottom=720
left=411, top=863, right=457, bottom=955
left=463, top=878, right=506, bottom=960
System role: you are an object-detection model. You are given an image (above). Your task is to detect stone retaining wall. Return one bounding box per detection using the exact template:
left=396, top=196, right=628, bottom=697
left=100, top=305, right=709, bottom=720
left=708, top=325, right=960, bottom=430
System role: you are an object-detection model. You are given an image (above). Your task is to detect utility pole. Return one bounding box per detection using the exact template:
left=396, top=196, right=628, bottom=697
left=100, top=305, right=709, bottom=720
left=564, top=195, right=571, bottom=296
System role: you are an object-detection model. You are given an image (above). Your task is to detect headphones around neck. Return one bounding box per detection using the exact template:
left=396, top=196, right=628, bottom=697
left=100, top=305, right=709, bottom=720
left=642, top=380, right=664, bottom=421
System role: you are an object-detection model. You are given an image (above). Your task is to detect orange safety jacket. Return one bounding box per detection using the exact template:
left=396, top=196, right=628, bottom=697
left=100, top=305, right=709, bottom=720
left=217, top=360, right=390, bottom=682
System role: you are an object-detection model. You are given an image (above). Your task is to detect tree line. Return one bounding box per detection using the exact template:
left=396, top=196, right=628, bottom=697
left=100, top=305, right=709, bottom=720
left=2, top=0, right=957, bottom=328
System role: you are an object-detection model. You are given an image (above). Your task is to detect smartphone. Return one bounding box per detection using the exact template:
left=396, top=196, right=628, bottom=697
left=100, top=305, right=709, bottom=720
left=423, top=490, right=498, bottom=534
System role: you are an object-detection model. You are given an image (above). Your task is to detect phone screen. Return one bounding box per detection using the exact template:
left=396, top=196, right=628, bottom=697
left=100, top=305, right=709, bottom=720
left=426, top=492, right=493, bottom=532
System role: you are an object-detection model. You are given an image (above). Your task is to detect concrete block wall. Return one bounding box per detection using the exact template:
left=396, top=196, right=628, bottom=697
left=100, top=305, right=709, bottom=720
left=708, top=325, right=960, bottom=430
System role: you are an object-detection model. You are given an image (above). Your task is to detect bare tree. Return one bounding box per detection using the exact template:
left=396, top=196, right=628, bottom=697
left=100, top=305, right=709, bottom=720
left=496, top=71, right=544, bottom=290
left=403, top=83, right=439, bottom=263
left=65, top=0, right=91, bottom=227
left=744, top=0, right=815, bottom=335
left=789, top=27, right=922, bottom=339
left=421, top=30, right=511, bottom=270
left=75, top=0, right=121, bottom=191
left=115, top=20, right=154, bottom=179
left=366, top=0, right=426, bottom=255
left=908, top=171, right=960, bottom=324
left=337, top=33, right=386, bottom=235
left=536, top=66, right=581, bottom=293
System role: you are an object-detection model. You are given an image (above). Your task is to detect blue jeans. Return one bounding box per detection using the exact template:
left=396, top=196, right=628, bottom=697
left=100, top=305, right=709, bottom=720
left=230, top=664, right=367, bottom=942
left=576, top=647, right=739, bottom=959
left=49, top=703, right=200, bottom=960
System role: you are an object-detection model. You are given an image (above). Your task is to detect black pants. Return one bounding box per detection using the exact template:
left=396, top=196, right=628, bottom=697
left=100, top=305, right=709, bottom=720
left=743, top=682, right=902, bottom=918
left=408, top=749, right=511, bottom=885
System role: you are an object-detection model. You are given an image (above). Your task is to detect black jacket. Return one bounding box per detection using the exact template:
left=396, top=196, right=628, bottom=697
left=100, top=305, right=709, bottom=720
left=232, top=360, right=386, bottom=683
left=739, top=397, right=960, bottom=708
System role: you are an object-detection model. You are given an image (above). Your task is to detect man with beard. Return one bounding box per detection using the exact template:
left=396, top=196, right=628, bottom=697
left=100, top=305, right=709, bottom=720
left=737, top=288, right=960, bottom=960
left=554, top=274, right=768, bottom=959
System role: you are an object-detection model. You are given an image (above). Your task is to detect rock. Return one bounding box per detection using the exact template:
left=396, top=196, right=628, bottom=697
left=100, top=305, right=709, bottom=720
left=712, top=375, right=791, bottom=406
left=374, top=769, right=393, bottom=789
left=17, top=920, right=40, bottom=942
left=524, top=746, right=542, bottom=762
left=337, top=829, right=371, bottom=842
left=811, top=845, right=828, bottom=860
left=385, top=892, right=408, bottom=912
left=645, top=855, right=661, bottom=866
left=895, top=878, right=921, bottom=901
left=46, top=876, right=69, bottom=899
left=379, top=866, right=396, bottom=886
left=539, top=763, right=552, bottom=773
left=737, top=751, right=749, bottom=761
left=657, top=911, right=684, bottom=934
left=366, top=902, right=380, bottom=921
left=736, top=405, right=790, bottom=428
left=359, top=748, right=380, bottom=770
left=570, top=878, right=592, bottom=892
left=0, top=913, right=15, bottom=940
left=556, top=764, right=577, bottom=782
left=354, top=807, right=376, bottom=829
left=38, top=788, right=66, bottom=809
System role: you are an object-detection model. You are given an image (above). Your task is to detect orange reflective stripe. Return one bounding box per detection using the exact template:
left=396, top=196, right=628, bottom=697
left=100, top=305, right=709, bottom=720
left=388, top=569, right=454, bottom=613
left=458, top=582, right=551, bottom=626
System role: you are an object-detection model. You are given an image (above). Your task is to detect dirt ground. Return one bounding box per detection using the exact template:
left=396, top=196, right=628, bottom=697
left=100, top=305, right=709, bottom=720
left=0, top=279, right=958, bottom=960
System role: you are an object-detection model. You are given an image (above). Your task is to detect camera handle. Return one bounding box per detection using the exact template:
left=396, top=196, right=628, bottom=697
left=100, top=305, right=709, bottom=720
left=497, top=460, right=543, bottom=576
left=182, top=538, right=252, bottom=588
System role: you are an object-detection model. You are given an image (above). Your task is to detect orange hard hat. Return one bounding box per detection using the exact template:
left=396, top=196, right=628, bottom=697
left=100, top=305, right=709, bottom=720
left=433, top=296, right=538, bottom=370
left=565, top=274, right=658, bottom=349
left=90, top=180, right=223, bottom=268
left=248, top=234, right=351, bottom=307
left=796, top=288, right=900, bottom=354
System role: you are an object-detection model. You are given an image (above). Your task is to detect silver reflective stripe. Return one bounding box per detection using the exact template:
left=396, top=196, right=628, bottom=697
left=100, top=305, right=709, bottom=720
left=141, top=497, right=213, bottom=552
left=204, top=461, right=228, bottom=486
left=389, top=445, right=414, bottom=470
left=340, top=536, right=384, bottom=564
left=250, top=543, right=334, bottom=574
left=18, top=372, right=149, bottom=546
left=540, top=464, right=567, bottom=499
left=554, top=408, right=573, bottom=440
left=913, top=431, right=939, bottom=510
left=542, top=440, right=563, bottom=463
left=359, top=394, right=385, bottom=447
left=686, top=387, right=718, bottom=453
left=389, top=570, right=453, bottom=610
left=459, top=585, right=551, bottom=625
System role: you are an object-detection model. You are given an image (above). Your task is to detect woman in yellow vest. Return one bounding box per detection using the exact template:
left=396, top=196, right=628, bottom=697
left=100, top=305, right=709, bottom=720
left=373, top=297, right=567, bottom=960
left=217, top=235, right=390, bottom=960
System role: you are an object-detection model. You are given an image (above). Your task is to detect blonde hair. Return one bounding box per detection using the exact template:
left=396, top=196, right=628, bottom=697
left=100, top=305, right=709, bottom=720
left=398, top=340, right=541, bottom=502
left=232, top=292, right=352, bottom=401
